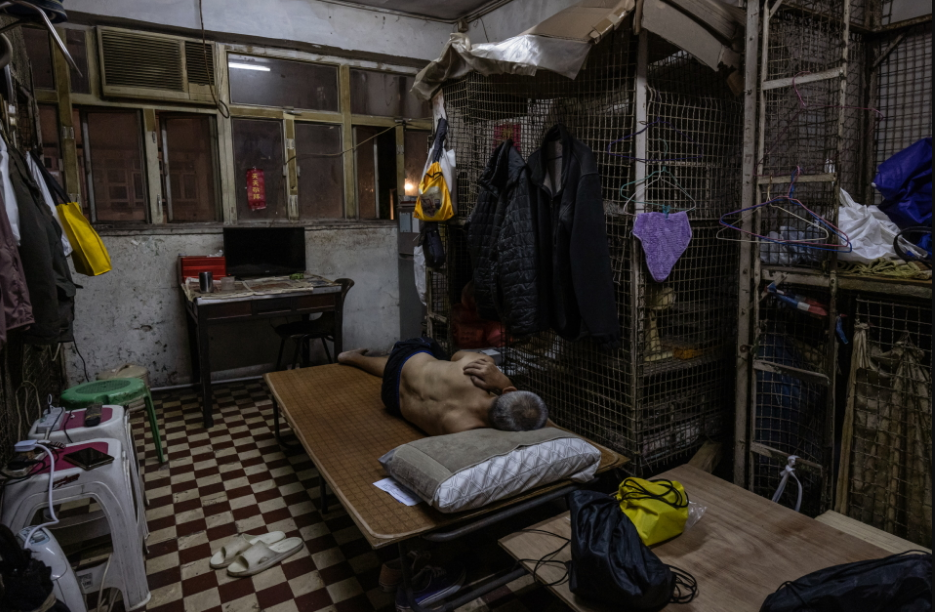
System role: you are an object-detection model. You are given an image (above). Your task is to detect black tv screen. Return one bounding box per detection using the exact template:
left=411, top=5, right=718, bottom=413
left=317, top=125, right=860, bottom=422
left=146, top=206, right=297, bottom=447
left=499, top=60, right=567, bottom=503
left=224, top=227, right=306, bottom=278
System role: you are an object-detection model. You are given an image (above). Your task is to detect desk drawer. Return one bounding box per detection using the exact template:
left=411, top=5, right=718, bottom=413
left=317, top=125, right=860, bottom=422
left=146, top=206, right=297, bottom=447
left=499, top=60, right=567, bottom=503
left=295, top=293, right=337, bottom=310
left=203, top=301, right=252, bottom=320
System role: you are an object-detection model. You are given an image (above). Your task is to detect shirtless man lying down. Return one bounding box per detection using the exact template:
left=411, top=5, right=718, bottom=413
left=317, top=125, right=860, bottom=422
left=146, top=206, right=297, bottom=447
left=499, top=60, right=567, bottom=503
left=337, top=337, right=548, bottom=436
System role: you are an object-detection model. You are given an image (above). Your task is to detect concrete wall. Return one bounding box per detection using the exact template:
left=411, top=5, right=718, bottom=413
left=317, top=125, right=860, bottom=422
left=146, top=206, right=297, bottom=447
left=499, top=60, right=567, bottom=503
left=67, top=0, right=456, bottom=62
left=66, top=225, right=399, bottom=387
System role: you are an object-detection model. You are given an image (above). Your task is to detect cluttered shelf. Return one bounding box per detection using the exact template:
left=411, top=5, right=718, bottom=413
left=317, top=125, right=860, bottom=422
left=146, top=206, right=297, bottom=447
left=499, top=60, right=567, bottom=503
left=760, top=266, right=932, bottom=299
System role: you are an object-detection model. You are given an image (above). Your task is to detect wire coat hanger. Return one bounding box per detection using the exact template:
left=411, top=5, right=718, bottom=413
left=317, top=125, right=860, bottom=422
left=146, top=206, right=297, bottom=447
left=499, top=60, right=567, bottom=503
left=717, top=168, right=852, bottom=253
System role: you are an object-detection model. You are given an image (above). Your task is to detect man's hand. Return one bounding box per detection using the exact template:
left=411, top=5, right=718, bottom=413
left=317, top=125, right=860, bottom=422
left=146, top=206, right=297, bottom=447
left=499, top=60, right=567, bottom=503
left=463, top=360, right=513, bottom=394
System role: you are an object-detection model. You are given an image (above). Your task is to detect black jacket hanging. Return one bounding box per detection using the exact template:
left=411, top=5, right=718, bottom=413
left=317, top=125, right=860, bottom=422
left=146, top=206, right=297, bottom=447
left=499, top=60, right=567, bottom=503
left=11, top=148, right=76, bottom=344
left=467, top=139, right=543, bottom=336
left=528, top=124, right=620, bottom=349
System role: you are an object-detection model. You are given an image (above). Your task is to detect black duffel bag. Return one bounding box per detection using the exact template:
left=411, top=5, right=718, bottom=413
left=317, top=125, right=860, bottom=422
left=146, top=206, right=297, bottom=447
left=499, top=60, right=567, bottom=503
left=761, top=551, right=931, bottom=612
left=568, top=490, right=697, bottom=611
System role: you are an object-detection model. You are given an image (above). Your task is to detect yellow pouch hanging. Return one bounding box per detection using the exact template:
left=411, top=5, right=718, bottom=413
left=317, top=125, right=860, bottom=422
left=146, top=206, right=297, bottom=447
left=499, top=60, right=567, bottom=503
left=616, top=478, right=689, bottom=546
left=414, top=162, right=453, bottom=222
left=56, top=201, right=112, bottom=276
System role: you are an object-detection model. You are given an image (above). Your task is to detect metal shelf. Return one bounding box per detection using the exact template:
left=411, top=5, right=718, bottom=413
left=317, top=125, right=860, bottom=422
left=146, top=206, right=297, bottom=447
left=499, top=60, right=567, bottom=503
left=760, top=266, right=932, bottom=300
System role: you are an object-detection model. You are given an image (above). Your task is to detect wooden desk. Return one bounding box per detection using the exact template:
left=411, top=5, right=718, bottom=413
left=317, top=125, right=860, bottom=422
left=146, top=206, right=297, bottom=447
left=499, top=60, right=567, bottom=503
left=500, top=465, right=890, bottom=611
left=184, top=281, right=343, bottom=428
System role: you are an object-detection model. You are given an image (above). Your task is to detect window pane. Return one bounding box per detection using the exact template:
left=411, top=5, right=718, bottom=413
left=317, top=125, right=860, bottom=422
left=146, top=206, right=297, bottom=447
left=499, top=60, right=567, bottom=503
left=350, top=69, right=428, bottom=118
left=354, top=126, right=397, bottom=220
left=404, top=129, right=430, bottom=198
left=23, top=28, right=54, bottom=90
left=164, top=115, right=218, bottom=222
left=38, top=105, right=63, bottom=188
left=296, top=123, right=343, bottom=219
left=232, top=118, right=286, bottom=220
left=86, top=111, right=146, bottom=223
left=66, top=29, right=90, bottom=94
left=228, top=54, right=338, bottom=111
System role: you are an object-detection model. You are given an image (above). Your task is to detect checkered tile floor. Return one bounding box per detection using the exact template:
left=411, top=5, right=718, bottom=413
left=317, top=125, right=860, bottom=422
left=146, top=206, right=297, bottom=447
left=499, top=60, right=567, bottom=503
left=108, top=379, right=571, bottom=612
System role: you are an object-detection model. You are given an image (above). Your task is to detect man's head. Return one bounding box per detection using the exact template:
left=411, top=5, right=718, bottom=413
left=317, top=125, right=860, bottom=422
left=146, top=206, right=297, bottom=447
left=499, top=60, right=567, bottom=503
left=489, top=391, right=548, bottom=431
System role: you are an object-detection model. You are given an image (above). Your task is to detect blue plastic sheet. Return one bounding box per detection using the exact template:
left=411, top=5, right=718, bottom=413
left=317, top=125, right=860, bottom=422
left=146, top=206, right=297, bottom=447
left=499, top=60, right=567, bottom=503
left=873, top=138, right=932, bottom=232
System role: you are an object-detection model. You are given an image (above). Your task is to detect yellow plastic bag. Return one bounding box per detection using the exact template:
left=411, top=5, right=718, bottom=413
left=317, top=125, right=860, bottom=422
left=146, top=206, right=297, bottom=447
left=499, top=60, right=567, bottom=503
left=56, top=201, right=112, bottom=276
left=414, top=161, right=453, bottom=222
left=616, top=478, right=689, bottom=546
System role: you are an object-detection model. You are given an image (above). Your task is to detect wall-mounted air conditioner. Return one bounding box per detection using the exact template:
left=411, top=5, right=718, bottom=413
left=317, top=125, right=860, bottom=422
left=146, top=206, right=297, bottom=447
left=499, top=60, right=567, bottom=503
left=97, top=26, right=217, bottom=104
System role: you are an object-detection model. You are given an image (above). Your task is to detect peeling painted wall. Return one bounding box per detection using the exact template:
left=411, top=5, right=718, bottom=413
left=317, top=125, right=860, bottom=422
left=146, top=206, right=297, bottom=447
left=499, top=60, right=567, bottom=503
left=65, top=225, right=399, bottom=387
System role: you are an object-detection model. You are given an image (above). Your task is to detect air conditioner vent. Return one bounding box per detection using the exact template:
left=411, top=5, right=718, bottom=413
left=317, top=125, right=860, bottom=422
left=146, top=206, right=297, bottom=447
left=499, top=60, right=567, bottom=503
left=185, top=41, right=215, bottom=86
left=101, top=30, right=183, bottom=91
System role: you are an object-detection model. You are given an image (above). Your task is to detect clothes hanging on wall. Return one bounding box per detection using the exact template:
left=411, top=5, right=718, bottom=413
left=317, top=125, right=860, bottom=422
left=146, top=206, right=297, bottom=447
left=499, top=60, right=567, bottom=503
left=528, top=124, right=620, bottom=349
left=10, top=148, right=76, bottom=344
left=467, top=139, right=543, bottom=336
left=633, top=211, right=692, bottom=282
left=846, top=332, right=932, bottom=545
left=0, top=190, right=34, bottom=348
left=0, top=134, right=20, bottom=244
left=26, top=151, right=71, bottom=256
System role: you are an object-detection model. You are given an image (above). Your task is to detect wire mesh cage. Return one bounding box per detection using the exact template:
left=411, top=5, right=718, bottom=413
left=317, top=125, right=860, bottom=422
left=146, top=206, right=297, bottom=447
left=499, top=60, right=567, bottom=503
left=435, top=29, right=742, bottom=474
left=752, top=286, right=834, bottom=514
left=871, top=22, right=932, bottom=204
left=840, top=296, right=932, bottom=546
left=755, top=0, right=869, bottom=270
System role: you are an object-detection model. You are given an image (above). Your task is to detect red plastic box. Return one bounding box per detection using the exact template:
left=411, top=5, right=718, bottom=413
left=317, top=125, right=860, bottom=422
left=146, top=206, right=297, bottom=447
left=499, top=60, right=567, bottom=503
left=178, top=256, right=227, bottom=282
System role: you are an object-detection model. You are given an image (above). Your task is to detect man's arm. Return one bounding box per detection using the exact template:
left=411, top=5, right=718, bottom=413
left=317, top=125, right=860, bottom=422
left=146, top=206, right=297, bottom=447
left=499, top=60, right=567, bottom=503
left=462, top=360, right=516, bottom=395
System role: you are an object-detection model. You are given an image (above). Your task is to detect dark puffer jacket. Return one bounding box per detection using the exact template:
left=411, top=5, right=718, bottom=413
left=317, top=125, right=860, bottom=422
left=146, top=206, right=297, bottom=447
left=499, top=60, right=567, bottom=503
left=467, top=140, right=543, bottom=336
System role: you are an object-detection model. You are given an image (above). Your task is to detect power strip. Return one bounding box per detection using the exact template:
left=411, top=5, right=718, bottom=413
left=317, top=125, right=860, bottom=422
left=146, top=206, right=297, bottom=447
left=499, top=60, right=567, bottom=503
left=35, top=406, right=65, bottom=438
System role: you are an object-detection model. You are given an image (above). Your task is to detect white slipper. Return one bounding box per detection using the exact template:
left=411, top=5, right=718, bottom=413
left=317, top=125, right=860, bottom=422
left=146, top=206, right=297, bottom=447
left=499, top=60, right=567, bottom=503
left=209, top=532, right=286, bottom=569
left=226, top=537, right=304, bottom=577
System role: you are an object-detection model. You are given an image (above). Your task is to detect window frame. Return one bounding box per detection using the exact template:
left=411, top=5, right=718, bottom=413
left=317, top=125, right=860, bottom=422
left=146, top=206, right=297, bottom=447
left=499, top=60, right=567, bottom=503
left=41, top=26, right=433, bottom=229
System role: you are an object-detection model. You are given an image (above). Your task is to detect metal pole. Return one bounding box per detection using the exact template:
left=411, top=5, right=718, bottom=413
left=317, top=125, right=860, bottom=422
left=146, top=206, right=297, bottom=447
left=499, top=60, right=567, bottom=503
left=734, top=0, right=762, bottom=487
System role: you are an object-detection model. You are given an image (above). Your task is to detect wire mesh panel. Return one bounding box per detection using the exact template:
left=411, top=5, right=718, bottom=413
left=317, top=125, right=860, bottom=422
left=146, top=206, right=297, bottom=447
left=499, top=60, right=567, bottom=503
left=842, top=297, right=932, bottom=546
left=435, top=30, right=742, bottom=474
left=871, top=23, right=932, bottom=204
left=752, top=287, right=834, bottom=514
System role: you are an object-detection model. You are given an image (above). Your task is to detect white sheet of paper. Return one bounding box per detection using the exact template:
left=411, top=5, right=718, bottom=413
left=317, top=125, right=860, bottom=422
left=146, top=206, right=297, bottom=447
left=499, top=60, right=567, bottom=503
left=373, top=478, right=422, bottom=507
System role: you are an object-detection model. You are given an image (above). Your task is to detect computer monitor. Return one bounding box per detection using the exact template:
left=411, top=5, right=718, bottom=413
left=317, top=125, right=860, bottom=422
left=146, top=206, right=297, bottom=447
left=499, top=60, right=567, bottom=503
left=223, top=227, right=306, bottom=279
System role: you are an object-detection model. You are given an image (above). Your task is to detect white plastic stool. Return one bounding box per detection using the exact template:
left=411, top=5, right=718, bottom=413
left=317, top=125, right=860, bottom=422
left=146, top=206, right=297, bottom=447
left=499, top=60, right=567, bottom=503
left=28, top=406, right=148, bottom=541
left=1, top=438, right=151, bottom=610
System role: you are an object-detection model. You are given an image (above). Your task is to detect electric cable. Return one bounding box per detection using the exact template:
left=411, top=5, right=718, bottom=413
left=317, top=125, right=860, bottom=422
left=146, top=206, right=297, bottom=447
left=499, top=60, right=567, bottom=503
left=514, top=528, right=572, bottom=587
left=96, top=554, right=113, bottom=612
left=23, top=442, right=60, bottom=549
left=197, top=0, right=230, bottom=119
left=71, top=336, right=91, bottom=383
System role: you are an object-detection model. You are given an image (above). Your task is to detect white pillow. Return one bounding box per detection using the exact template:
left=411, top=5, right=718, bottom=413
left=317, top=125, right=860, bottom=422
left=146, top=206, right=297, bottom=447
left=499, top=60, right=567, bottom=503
left=379, top=427, right=601, bottom=513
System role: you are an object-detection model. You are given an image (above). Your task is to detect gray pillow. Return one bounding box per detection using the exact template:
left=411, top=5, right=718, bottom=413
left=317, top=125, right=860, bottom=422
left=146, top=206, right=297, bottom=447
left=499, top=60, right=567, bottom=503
left=378, top=427, right=601, bottom=513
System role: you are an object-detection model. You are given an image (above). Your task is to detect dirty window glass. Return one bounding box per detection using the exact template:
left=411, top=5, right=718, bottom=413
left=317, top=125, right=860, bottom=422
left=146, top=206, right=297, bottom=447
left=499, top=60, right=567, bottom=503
left=350, top=69, right=428, bottom=118
left=66, top=29, right=90, bottom=94
left=162, top=115, right=219, bottom=222
left=232, top=118, right=286, bottom=220
left=228, top=54, right=338, bottom=112
left=84, top=110, right=147, bottom=223
left=23, top=28, right=54, bottom=90
left=404, top=129, right=430, bottom=198
left=296, top=123, right=344, bottom=219
left=354, top=126, right=397, bottom=220
left=38, top=105, right=62, bottom=188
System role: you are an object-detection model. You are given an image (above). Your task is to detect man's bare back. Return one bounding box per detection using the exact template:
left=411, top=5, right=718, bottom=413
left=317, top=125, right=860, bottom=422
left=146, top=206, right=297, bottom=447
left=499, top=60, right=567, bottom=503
left=398, top=351, right=508, bottom=435
left=337, top=340, right=547, bottom=436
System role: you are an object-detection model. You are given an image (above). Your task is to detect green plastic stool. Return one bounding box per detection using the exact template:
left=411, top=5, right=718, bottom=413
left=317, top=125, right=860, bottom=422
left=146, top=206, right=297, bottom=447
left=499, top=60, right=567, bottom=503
left=60, top=378, right=166, bottom=464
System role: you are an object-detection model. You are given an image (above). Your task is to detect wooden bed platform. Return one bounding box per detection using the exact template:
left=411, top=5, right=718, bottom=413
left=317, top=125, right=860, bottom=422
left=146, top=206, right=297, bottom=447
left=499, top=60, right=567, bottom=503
left=265, top=363, right=627, bottom=549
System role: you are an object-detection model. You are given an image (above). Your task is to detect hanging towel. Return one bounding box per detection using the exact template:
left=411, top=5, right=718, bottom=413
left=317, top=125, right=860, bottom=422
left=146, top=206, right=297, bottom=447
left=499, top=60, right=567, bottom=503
left=633, top=211, right=692, bottom=282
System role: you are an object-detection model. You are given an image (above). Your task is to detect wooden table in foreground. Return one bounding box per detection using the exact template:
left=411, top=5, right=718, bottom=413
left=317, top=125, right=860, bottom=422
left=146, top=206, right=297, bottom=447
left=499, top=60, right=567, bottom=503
left=500, top=465, right=891, bottom=611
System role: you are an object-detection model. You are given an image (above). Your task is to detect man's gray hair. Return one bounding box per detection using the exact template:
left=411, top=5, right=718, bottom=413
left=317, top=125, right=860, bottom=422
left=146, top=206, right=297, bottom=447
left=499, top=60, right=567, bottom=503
left=489, top=391, right=548, bottom=431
